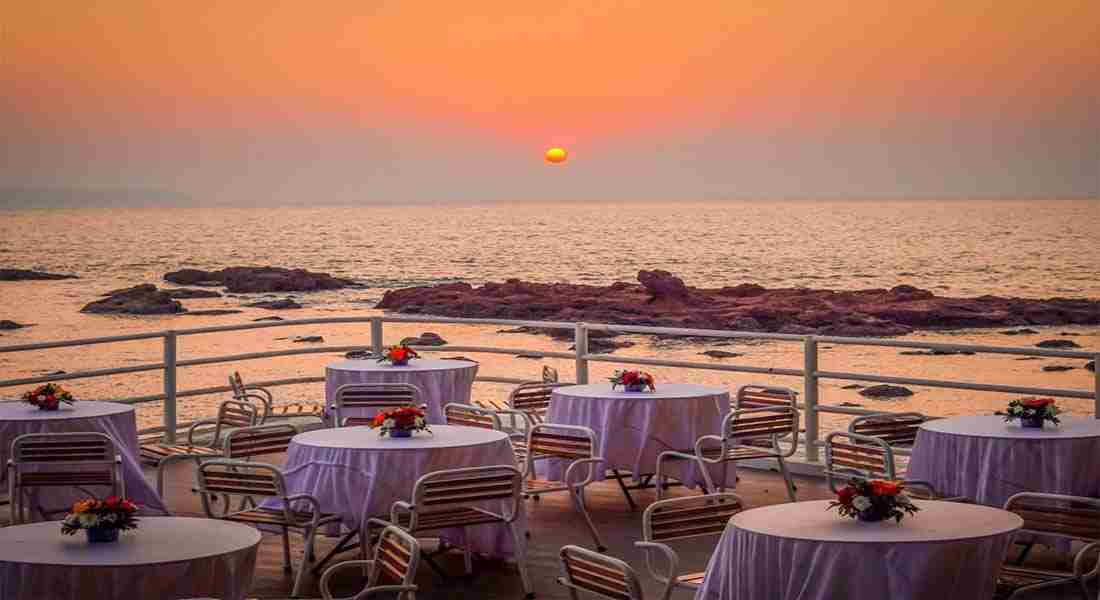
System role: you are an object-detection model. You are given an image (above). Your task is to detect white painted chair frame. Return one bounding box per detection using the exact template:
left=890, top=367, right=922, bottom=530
left=520, top=423, right=606, bottom=550
left=8, top=431, right=124, bottom=524
left=331, top=383, right=424, bottom=428
left=320, top=521, right=421, bottom=600
left=557, top=544, right=648, bottom=600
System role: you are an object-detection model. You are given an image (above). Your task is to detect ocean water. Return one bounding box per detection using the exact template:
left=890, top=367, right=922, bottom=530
left=0, top=199, right=1097, bottom=430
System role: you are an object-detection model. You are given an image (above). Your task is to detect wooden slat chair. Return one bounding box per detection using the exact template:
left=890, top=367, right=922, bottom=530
left=320, top=521, right=421, bottom=600
left=848, top=412, right=929, bottom=448
left=508, top=382, right=569, bottom=426
left=656, top=406, right=800, bottom=502
left=140, top=399, right=260, bottom=496
left=8, top=432, right=123, bottom=524
left=557, top=545, right=648, bottom=600
left=224, top=423, right=299, bottom=460
left=733, top=384, right=798, bottom=410
left=520, top=424, right=606, bottom=550
left=195, top=459, right=341, bottom=598
left=823, top=431, right=955, bottom=501
left=332, top=383, right=424, bottom=428
left=230, top=371, right=324, bottom=424
left=390, top=465, right=533, bottom=598
left=996, top=493, right=1100, bottom=600
left=543, top=365, right=560, bottom=383
left=443, top=403, right=502, bottom=430
left=635, top=493, right=744, bottom=597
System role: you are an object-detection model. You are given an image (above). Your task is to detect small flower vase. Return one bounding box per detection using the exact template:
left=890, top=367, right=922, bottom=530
left=86, top=527, right=119, bottom=543
left=1021, top=416, right=1045, bottom=429
left=37, top=404, right=60, bottom=412
left=623, top=383, right=646, bottom=392
left=389, top=428, right=413, bottom=438
left=856, top=509, right=888, bottom=523
left=390, top=358, right=409, bottom=367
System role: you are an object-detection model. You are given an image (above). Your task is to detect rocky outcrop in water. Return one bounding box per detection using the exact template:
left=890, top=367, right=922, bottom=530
left=1036, top=339, right=1081, bottom=349
left=399, top=332, right=448, bottom=346
left=164, top=267, right=358, bottom=293
left=0, top=269, right=78, bottom=281
left=376, top=270, right=1100, bottom=337
left=81, top=284, right=184, bottom=315
left=163, top=288, right=222, bottom=299
left=860, top=385, right=915, bottom=398
left=245, top=298, right=302, bottom=310
left=0, top=320, right=27, bottom=330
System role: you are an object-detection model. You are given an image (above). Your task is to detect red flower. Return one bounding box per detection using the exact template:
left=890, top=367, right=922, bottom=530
left=1022, top=397, right=1054, bottom=409
left=390, top=347, right=408, bottom=361
left=837, top=487, right=856, bottom=505
left=870, top=480, right=903, bottom=497
left=371, top=413, right=386, bottom=427
left=105, top=496, right=120, bottom=507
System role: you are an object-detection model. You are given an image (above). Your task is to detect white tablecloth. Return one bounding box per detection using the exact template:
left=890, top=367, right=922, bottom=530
left=695, top=500, right=1022, bottom=600
left=545, top=383, right=731, bottom=487
left=0, top=517, right=260, bottom=600
left=0, top=401, right=166, bottom=517
left=907, top=415, right=1100, bottom=507
left=324, top=359, right=478, bottom=425
left=276, top=425, right=524, bottom=559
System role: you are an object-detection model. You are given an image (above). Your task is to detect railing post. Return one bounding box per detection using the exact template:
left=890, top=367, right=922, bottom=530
left=803, top=336, right=820, bottom=462
left=370, top=317, right=384, bottom=357
left=162, top=332, right=178, bottom=444
left=574, top=323, right=589, bottom=384
left=1094, top=353, right=1100, bottom=419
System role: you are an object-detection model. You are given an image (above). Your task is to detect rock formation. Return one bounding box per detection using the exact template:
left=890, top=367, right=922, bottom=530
left=81, top=284, right=184, bottom=315
left=164, top=267, right=358, bottom=293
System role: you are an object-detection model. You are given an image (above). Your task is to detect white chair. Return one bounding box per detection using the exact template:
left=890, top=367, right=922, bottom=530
left=9, top=432, right=124, bottom=524
left=996, top=493, right=1100, bottom=600
left=194, top=459, right=341, bottom=597
left=656, top=405, right=800, bottom=501
left=389, top=465, right=533, bottom=598
left=848, top=412, right=930, bottom=448
left=223, top=422, right=299, bottom=461
left=823, top=431, right=962, bottom=501
left=520, top=423, right=606, bottom=550
left=557, top=545, right=648, bottom=600
left=230, top=371, right=324, bottom=423
left=507, top=382, right=571, bottom=427
left=442, top=402, right=502, bottom=430
left=320, top=521, right=421, bottom=600
left=332, top=383, right=423, bottom=427
left=635, top=493, right=744, bottom=597
left=732, top=384, right=798, bottom=411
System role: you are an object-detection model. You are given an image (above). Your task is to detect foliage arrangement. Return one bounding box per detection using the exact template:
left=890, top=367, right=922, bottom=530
left=370, top=405, right=430, bottom=437
left=828, top=477, right=920, bottom=523
left=22, top=383, right=75, bottom=410
left=609, top=369, right=656, bottom=392
left=61, top=497, right=139, bottom=535
left=1004, top=397, right=1060, bottom=426
left=377, top=344, right=420, bottom=366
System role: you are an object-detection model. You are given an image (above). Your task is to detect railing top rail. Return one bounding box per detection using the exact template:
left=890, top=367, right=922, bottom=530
left=0, top=330, right=168, bottom=353
left=815, top=335, right=1097, bottom=359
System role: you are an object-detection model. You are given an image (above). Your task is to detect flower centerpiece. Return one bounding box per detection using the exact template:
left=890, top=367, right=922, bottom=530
left=377, top=344, right=419, bottom=366
left=1004, top=397, right=1060, bottom=429
left=609, top=369, right=656, bottom=392
left=370, top=405, right=430, bottom=438
left=828, top=477, right=919, bottom=523
left=22, top=383, right=75, bottom=411
left=61, top=496, right=139, bottom=543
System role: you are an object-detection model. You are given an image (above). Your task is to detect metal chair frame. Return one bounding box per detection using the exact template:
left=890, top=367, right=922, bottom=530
left=8, top=431, right=124, bottom=524
left=733, top=384, right=798, bottom=412
left=320, top=521, right=421, bottom=600
left=557, top=545, right=648, bottom=600
left=230, top=371, right=324, bottom=423
left=442, top=403, right=502, bottom=430
left=520, top=423, right=606, bottom=550
left=847, top=412, right=930, bottom=448
left=823, top=431, right=944, bottom=500
left=332, top=383, right=424, bottom=428
left=636, top=493, right=743, bottom=598
left=997, top=492, right=1100, bottom=600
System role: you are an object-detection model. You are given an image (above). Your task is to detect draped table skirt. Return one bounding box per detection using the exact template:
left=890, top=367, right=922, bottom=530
left=324, top=359, right=478, bottom=425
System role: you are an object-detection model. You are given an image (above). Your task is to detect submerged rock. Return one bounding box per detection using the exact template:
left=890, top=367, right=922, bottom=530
left=1041, top=365, right=1076, bottom=372
left=182, top=309, right=243, bottom=316
left=0, top=320, right=27, bottom=330
left=81, top=284, right=184, bottom=315
left=1000, top=328, right=1039, bottom=335
left=0, top=269, right=78, bottom=281
left=164, top=266, right=358, bottom=293
left=292, top=336, right=324, bottom=343
left=859, top=385, right=914, bottom=399
left=252, top=316, right=286, bottom=322
left=345, top=350, right=372, bottom=359
left=399, top=332, right=447, bottom=346
left=245, top=298, right=302, bottom=310
left=163, top=288, right=222, bottom=299
left=1036, top=339, right=1081, bottom=349
left=841, top=384, right=866, bottom=390
left=1087, top=361, right=1095, bottom=372
left=700, top=350, right=745, bottom=359
left=899, top=349, right=975, bottom=356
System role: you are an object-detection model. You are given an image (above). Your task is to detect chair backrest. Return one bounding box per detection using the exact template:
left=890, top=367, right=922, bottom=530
left=526, top=424, right=598, bottom=483
left=195, top=459, right=289, bottom=519
left=9, top=432, right=123, bottom=523
left=229, top=371, right=246, bottom=397
left=224, top=423, right=298, bottom=459
left=641, top=492, right=743, bottom=543
left=1004, top=492, right=1100, bottom=542
left=203, top=399, right=260, bottom=444
left=722, top=406, right=800, bottom=454
left=848, top=412, right=928, bottom=447
left=371, top=525, right=421, bottom=586
left=407, top=465, right=521, bottom=527
left=734, top=385, right=798, bottom=410
left=508, top=382, right=568, bottom=422
left=11, top=431, right=117, bottom=464
left=823, top=431, right=897, bottom=492
left=558, top=545, right=644, bottom=600
left=443, top=403, right=501, bottom=430
left=333, top=384, right=422, bottom=426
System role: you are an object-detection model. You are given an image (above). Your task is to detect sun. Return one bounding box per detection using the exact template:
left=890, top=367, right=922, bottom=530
left=544, top=147, right=567, bottom=163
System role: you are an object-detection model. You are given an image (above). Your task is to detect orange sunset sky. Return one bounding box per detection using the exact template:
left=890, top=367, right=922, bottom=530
left=2, top=1, right=1097, bottom=204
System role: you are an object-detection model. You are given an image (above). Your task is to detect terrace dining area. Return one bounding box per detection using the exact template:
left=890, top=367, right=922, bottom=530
left=1, top=351, right=1098, bottom=600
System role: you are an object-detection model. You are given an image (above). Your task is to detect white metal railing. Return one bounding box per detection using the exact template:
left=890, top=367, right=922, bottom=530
left=0, top=315, right=1097, bottom=463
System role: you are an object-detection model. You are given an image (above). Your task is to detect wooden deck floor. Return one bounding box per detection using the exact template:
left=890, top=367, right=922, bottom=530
left=151, top=456, right=1092, bottom=600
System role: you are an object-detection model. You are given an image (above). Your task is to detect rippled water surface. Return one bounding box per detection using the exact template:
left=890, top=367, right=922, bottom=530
left=0, top=200, right=1097, bottom=429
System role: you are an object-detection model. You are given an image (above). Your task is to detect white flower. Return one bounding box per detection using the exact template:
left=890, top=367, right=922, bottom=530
left=852, top=496, right=872, bottom=511
left=79, top=514, right=99, bottom=528
left=895, top=493, right=913, bottom=506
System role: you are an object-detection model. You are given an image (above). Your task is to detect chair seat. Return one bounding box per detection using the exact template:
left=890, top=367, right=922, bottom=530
left=269, top=402, right=324, bottom=417
left=223, top=506, right=341, bottom=529
left=395, top=507, right=505, bottom=532
left=17, top=471, right=114, bottom=487
left=995, top=565, right=1077, bottom=598
left=699, top=446, right=780, bottom=461
left=523, top=479, right=568, bottom=494
left=139, top=443, right=219, bottom=463
left=675, top=572, right=706, bottom=588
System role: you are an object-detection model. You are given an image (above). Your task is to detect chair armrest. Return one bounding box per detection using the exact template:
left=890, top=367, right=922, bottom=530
left=243, top=384, right=273, bottom=403
left=563, top=457, right=606, bottom=487
left=186, top=419, right=219, bottom=447
left=362, top=585, right=419, bottom=599
left=319, top=559, right=375, bottom=600
left=390, top=501, right=414, bottom=526
left=283, top=493, right=323, bottom=526
left=1074, top=541, right=1100, bottom=578
left=693, top=435, right=726, bottom=463
left=635, top=540, right=680, bottom=600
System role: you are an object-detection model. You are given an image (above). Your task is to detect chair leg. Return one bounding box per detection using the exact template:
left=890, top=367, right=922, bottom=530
left=155, top=461, right=168, bottom=497
left=463, top=527, right=474, bottom=575
left=776, top=455, right=797, bottom=502
left=571, top=486, right=606, bottom=552
left=509, top=522, right=534, bottom=599
left=292, top=527, right=315, bottom=598
left=281, top=526, right=292, bottom=572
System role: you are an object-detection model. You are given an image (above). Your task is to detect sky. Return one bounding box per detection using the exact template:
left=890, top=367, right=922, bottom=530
left=1, top=1, right=1097, bottom=205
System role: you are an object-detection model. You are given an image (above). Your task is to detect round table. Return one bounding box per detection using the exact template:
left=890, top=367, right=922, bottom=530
left=545, top=383, right=730, bottom=488
left=324, top=358, right=478, bottom=425
left=694, top=500, right=1022, bottom=600
left=0, top=517, right=261, bottom=600
left=907, top=415, right=1100, bottom=507
left=277, top=424, right=523, bottom=559
left=0, top=400, right=166, bottom=517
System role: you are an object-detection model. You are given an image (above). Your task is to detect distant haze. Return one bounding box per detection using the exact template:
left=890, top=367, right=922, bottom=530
left=2, top=2, right=1097, bottom=206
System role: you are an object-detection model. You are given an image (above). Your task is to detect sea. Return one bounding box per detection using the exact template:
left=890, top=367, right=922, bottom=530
left=1, top=199, right=1097, bottom=431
